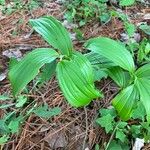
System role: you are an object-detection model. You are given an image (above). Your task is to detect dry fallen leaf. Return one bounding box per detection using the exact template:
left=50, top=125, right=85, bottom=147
left=2, top=49, right=22, bottom=59
left=45, top=131, right=67, bottom=149
left=0, top=71, right=7, bottom=81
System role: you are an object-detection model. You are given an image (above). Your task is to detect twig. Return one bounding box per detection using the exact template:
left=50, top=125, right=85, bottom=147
left=105, top=122, right=120, bottom=150
left=82, top=107, right=88, bottom=150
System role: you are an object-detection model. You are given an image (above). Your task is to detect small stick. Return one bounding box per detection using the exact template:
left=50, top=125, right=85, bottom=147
left=82, top=107, right=88, bottom=150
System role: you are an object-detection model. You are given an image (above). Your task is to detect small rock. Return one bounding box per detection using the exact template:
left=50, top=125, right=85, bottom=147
left=0, top=71, right=7, bottom=81
left=133, top=138, right=144, bottom=150
left=134, top=33, right=141, bottom=43
left=70, top=33, right=76, bottom=40
left=143, top=14, right=150, bottom=20
left=62, top=20, right=78, bottom=29
left=120, top=33, right=129, bottom=43
left=2, top=49, right=22, bottom=60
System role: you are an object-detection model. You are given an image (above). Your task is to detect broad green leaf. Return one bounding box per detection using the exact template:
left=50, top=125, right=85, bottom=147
left=125, top=22, right=135, bottom=37
left=15, top=96, right=27, bottom=108
left=96, top=114, right=114, bottom=133
left=39, top=60, right=57, bottom=83
left=33, top=104, right=61, bottom=119
left=131, top=101, right=146, bottom=121
left=139, top=24, right=150, bottom=35
left=56, top=52, right=101, bottom=107
left=108, top=67, right=130, bottom=88
left=99, top=107, right=117, bottom=118
left=93, top=69, right=108, bottom=81
left=135, top=63, right=150, bottom=79
left=130, top=125, right=141, bottom=138
left=119, top=0, right=135, bottom=6
left=0, top=120, right=9, bottom=134
left=137, top=38, right=148, bottom=63
left=0, top=95, right=11, bottom=101
left=116, top=130, right=127, bottom=142
left=145, top=42, right=150, bottom=54
left=9, top=58, right=18, bottom=70
left=135, top=78, right=150, bottom=122
left=30, top=16, right=73, bottom=56
left=117, top=122, right=128, bottom=129
left=95, top=144, right=100, bottom=150
left=108, top=140, right=129, bottom=150
left=112, top=85, right=138, bottom=121
left=85, top=52, right=114, bottom=81
left=0, top=135, right=9, bottom=145
left=85, top=51, right=116, bottom=68
left=9, top=48, right=59, bottom=96
left=107, top=140, right=122, bottom=150
left=85, top=37, right=135, bottom=72
left=8, top=115, right=24, bottom=134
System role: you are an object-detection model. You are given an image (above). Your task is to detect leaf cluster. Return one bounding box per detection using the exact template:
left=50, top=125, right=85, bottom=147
left=0, top=95, right=61, bottom=144
left=85, top=35, right=150, bottom=123
left=96, top=105, right=150, bottom=149
left=8, top=15, right=150, bottom=122
left=1, top=0, right=41, bottom=15
left=9, top=16, right=101, bottom=107
left=62, top=0, right=110, bottom=26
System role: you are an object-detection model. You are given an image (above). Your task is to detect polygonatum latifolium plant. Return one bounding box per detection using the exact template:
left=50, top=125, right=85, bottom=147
left=9, top=16, right=101, bottom=107
left=85, top=37, right=150, bottom=123
left=8, top=15, right=150, bottom=123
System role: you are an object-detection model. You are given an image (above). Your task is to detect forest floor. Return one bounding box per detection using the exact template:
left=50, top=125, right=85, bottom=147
left=0, top=0, right=150, bottom=150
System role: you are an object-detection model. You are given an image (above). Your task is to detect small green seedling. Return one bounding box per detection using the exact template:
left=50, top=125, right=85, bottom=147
left=63, top=0, right=111, bottom=26
left=96, top=104, right=150, bottom=149
left=0, top=94, right=61, bottom=144
left=119, top=0, right=136, bottom=6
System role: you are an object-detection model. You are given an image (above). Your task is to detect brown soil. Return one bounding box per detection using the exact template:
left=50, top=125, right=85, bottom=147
left=0, top=0, right=149, bottom=150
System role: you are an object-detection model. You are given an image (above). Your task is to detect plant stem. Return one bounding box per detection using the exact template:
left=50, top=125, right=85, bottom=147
left=105, top=122, right=119, bottom=150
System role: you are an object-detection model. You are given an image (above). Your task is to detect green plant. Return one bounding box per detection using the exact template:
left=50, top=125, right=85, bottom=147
left=63, top=0, right=110, bottom=26
left=137, top=38, right=150, bottom=63
left=85, top=36, right=150, bottom=123
left=0, top=94, right=61, bottom=145
left=139, top=23, right=150, bottom=36
left=96, top=104, right=150, bottom=149
left=9, top=16, right=101, bottom=107
left=96, top=107, right=130, bottom=149
left=9, top=15, right=150, bottom=122
left=0, top=0, right=5, bottom=5
left=1, top=0, right=41, bottom=15
left=119, top=0, right=136, bottom=6
left=111, top=10, right=136, bottom=38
